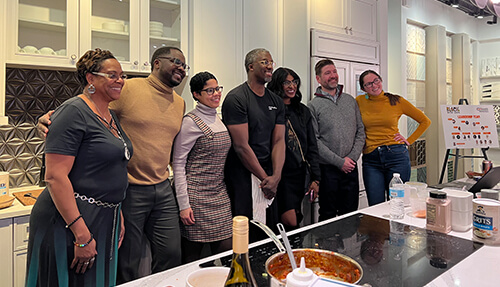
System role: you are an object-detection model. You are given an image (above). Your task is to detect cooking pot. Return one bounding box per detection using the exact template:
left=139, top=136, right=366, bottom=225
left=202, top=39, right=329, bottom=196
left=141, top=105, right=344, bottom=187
left=265, top=248, right=363, bottom=286
left=250, top=220, right=363, bottom=287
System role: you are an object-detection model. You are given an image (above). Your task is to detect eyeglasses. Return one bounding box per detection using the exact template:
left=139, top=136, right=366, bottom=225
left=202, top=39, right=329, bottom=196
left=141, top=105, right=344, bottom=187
left=258, top=60, right=276, bottom=67
left=157, top=56, right=190, bottom=71
left=201, top=86, right=223, bottom=95
left=283, top=79, right=299, bottom=87
left=92, top=72, right=128, bottom=81
left=363, top=78, right=381, bottom=88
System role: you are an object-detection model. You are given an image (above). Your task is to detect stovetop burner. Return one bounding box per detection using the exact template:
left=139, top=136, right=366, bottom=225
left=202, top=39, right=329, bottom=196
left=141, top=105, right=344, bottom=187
left=200, top=214, right=483, bottom=287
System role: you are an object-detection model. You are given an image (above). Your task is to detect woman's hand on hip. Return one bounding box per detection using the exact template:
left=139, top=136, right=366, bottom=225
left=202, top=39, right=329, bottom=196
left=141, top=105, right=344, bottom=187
left=394, top=133, right=410, bottom=146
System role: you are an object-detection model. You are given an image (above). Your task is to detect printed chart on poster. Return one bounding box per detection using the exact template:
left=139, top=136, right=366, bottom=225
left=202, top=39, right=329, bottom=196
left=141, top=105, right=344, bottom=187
left=440, top=105, right=499, bottom=149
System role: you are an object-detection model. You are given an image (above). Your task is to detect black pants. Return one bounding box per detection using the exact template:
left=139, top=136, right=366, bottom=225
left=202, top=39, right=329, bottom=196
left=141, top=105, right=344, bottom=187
left=318, top=164, right=359, bottom=221
left=225, top=150, right=279, bottom=242
left=116, top=179, right=181, bottom=284
left=181, top=237, right=232, bottom=264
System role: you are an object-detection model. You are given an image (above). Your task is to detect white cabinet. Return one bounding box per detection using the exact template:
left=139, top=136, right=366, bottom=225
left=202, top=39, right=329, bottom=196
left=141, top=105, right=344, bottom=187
left=311, top=0, right=377, bottom=42
left=0, top=218, right=13, bottom=287
left=0, top=215, right=29, bottom=287
left=6, top=0, right=186, bottom=73
left=6, top=0, right=79, bottom=68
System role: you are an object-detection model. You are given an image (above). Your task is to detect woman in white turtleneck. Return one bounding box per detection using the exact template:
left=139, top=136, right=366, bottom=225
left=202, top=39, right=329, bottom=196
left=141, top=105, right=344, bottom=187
left=172, top=71, right=232, bottom=263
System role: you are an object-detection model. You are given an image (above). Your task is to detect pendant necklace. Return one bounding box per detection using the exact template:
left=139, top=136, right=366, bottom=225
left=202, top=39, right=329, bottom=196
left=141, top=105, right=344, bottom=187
left=85, top=93, right=131, bottom=160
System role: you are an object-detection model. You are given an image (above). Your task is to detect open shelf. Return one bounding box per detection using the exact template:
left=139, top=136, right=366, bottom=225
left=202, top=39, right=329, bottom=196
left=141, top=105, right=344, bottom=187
left=19, top=18, right=65, bottom=33
left=92, top=29, right=129, bottom=40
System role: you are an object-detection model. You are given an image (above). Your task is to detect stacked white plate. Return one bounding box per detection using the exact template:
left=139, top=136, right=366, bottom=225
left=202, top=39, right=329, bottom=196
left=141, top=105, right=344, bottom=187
left=150, top=21, right=163, bottom=37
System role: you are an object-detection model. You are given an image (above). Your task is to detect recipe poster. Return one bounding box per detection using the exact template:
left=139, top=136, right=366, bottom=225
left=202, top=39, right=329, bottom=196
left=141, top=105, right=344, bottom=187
left=440, top=105, right=499, bottom=149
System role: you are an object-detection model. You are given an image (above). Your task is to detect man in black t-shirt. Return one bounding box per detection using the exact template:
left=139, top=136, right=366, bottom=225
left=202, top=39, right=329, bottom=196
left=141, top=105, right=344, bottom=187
left=222, top=48, right=285, bottom=239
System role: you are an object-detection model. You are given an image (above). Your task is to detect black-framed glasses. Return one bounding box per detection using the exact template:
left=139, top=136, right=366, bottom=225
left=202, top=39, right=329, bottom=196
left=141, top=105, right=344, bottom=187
left=258, top=60, right=276, bottom=67
left=92, top=72, right=128, bottom=81
left=363, top=78, right=381, bottom=88
left=157, top=56, right=190, bottom=71
left=201, top=86, right=223, bottom=95
left=283, top=79, right=299, bottom=87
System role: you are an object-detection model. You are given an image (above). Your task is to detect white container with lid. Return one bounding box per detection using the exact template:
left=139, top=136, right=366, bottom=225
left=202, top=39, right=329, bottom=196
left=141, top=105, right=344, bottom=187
left=286, top=257, right=318, bottom=287
left=442, top=188, right=473, bottom=232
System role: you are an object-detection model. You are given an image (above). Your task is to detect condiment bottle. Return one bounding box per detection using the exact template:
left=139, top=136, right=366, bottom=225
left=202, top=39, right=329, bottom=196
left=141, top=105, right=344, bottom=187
left=426, top=190, right=451, bottom=233
left=224, top=216, right=258, bottom=286
left=286, top=257, right=318, bottom=287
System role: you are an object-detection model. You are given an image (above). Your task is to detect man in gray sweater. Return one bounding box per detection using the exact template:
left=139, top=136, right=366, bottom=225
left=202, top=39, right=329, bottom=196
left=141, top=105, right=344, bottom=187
left=308, top=59, right=365, bottom=221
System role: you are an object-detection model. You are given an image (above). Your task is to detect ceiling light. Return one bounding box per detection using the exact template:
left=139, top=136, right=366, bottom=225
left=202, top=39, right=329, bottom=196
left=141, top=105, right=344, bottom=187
left=492, top=0, right=500, bottom=4
left=451, top=0, right=459, bottom=8
left=476, top=9, right=484, bottom=19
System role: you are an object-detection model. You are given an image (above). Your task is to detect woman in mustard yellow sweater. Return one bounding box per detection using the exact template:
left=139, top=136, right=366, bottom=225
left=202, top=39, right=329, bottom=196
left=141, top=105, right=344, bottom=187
left=357, top=70, right=431, bottom=206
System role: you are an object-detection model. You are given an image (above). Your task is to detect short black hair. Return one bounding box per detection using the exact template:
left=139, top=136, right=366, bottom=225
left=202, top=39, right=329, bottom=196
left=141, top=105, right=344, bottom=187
left=150, top=46, right=182, bottom=71
left=189, top=71, right=217, bottom=101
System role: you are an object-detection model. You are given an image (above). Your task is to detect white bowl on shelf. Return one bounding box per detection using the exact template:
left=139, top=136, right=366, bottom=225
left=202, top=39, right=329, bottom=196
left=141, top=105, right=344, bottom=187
left=149, top=21, right=163, bottom=29
left=102, top=21, right=124, bottom=32
left=56, top=49, right=66, bottom=56
left=39, top=47, right=56, bottom=55
left=150, top=31, right=163, bottom=37
left=22, top=45, right=40, bottom=54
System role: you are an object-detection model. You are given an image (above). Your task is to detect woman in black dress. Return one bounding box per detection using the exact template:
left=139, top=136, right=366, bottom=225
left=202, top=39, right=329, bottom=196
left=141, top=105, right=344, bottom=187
left=26, top=49, right=132, bottom=287
left=267, top=67, right=321, bottom=230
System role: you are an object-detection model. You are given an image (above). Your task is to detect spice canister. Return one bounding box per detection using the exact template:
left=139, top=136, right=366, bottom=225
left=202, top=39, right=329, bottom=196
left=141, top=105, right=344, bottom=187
left=426, top=190, right=451, bottom=233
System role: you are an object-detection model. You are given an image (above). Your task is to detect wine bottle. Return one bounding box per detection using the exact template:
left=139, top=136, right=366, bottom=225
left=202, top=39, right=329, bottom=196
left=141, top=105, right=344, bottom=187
left=224, top=216, right=258, bottom=287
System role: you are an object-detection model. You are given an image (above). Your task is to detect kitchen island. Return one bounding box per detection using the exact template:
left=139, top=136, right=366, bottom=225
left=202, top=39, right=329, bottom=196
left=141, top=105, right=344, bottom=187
left=118, top=201, right=499, bottom=287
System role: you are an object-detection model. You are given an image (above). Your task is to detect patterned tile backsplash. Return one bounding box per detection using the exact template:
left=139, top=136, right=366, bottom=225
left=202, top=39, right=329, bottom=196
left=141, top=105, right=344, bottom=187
left=2, top=68, right=82, bottom=188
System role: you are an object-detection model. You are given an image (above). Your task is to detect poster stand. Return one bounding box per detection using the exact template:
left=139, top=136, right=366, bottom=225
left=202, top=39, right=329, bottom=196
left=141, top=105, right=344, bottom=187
left=438, top=99, right=489, bottom=184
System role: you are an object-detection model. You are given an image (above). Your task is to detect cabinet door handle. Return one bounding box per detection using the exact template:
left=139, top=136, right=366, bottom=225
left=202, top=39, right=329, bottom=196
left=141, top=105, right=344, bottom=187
left=144, top=62, right=149, bottom=66
left=133, top=60, right=139, bottom=65
left=349, top=27, right=353, bottom=33
left=70, top=54, right=77, bottom=60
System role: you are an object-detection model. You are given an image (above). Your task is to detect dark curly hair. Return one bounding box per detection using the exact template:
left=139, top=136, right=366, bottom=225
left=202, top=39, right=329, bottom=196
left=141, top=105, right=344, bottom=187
left=76, top=48, right=116, bottom=86
left=267, top=67, right=303, bottom=114
left=189, top=71, right=217, bottom=101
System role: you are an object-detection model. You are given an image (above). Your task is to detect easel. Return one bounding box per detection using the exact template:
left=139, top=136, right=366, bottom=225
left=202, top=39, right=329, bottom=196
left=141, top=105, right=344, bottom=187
left=438, top=99, right=489, bottom=184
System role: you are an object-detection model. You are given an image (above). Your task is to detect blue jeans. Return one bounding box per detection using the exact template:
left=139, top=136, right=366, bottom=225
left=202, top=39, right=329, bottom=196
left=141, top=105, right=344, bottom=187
left=362, top=144, right=411, bottom=206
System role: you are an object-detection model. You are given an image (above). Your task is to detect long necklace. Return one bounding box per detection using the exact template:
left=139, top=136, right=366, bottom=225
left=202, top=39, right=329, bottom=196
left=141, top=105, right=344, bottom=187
left=85, top=93, right=131, bottom=161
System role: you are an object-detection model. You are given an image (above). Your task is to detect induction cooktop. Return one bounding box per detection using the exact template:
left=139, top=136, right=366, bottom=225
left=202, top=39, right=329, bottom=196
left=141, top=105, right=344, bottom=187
left=200, top=214, right=483, bottom=287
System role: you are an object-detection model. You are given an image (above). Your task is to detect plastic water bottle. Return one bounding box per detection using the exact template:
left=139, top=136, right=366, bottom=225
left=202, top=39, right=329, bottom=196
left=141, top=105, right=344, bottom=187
left=389, top=173, right=405, bottom=219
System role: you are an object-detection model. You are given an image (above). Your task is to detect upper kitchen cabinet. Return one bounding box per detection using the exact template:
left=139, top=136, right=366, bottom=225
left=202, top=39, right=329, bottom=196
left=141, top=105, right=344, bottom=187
left=5, top=0, right=186, bottom=73
left=5, top=0, right=79, bottom=68
left=311, top=0, right=377, bottom=42
left=140, top=0, right=183, bottom=72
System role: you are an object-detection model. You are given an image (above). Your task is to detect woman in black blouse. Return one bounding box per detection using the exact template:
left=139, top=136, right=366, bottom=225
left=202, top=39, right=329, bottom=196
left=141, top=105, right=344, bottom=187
left=267, top=67, right=321, bottom=230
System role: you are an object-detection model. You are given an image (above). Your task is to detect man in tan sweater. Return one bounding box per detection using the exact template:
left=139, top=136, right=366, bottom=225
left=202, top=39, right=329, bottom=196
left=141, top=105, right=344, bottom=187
left=112, top=47, right=186, bottom=284
left=37, top=47, right=187, bottom=284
